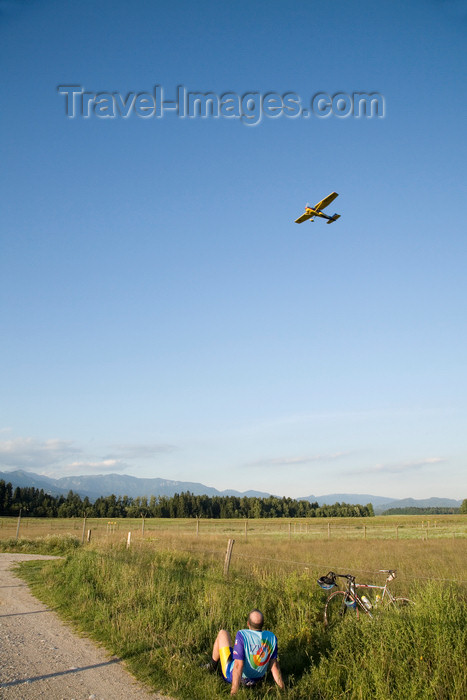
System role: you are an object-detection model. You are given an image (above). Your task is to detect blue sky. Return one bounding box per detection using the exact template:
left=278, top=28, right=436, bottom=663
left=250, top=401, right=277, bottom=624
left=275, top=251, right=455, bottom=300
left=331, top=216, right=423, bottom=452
left=1, top=0, right=466, bottom=499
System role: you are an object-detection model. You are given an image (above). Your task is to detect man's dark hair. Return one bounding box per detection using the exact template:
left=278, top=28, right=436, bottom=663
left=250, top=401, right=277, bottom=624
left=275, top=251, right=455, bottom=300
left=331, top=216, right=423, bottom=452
left=248, top=609, right=264, bottom=630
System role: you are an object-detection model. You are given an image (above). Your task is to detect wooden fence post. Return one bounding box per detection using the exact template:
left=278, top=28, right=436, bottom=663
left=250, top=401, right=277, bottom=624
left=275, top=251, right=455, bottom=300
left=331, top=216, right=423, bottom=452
left=15, top=509, right=22, bottom=541
left=127, top=532, right=131, bottom=549
left=86, top=529, right=92, bottom=543
left=224, top=538, right=235, bottom=577
left=82, top=516, right=87, bottom=544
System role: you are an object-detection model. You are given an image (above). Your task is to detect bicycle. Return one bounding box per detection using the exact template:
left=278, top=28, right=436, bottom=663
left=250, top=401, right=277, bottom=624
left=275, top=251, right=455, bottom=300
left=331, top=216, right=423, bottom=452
left=317, top=569, right=412, bottom=628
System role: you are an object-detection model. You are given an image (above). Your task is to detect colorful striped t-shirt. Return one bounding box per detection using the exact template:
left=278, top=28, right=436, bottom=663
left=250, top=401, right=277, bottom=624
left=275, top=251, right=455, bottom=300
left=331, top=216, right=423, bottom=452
left=232, top=629, right=278, bottom=681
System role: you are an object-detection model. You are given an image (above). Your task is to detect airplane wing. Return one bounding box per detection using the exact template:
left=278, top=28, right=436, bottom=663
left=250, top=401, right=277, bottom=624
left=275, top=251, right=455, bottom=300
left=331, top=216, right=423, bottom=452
left=295, top=212, right=314, bottom=224
left=313, top=192, right=338, bottom=211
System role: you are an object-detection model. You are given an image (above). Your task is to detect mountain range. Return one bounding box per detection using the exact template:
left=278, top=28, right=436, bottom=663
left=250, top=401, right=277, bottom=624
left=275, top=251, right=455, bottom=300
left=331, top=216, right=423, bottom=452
left=0, top=470, right=462, bottom=512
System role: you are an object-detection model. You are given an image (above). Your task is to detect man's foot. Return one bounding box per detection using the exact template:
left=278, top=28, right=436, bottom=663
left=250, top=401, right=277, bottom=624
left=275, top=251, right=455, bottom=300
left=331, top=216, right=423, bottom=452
left=202, top=658, right=218, bottom=673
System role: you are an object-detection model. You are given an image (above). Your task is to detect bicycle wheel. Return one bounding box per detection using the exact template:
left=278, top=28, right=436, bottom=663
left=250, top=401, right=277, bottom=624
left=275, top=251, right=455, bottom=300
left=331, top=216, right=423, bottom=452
left=324, top=591, right=359, bottom=628
left=392, top=597, right=413, bottom=608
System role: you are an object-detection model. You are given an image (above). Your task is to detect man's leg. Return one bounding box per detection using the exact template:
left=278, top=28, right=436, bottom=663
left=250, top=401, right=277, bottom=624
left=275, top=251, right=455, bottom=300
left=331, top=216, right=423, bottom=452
left=206, top=629, right=233, bottom=676
left=212, top=629, right=232, bottom=662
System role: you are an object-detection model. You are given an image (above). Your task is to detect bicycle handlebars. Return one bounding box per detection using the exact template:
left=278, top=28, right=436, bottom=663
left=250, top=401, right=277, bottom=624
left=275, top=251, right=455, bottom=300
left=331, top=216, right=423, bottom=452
left=318, top=569, right=397, bottom=588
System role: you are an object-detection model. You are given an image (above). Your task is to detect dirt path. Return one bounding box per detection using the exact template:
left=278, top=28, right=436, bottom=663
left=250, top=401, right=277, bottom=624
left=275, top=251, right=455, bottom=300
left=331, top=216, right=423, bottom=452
left=0, top=554, right=172, bottom=700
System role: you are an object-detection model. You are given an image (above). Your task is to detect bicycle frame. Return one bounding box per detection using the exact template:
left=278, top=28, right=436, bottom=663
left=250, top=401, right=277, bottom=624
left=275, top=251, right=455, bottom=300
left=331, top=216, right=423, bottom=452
left=346, top=576, right=374, bottom=618
left=355, top=580, right=397, bottom=605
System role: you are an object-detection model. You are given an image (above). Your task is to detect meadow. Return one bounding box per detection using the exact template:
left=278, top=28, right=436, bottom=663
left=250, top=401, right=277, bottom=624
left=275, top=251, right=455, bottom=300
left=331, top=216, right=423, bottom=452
left=1, top=515, right=466, bottom=699
left=2, top=512, right=466, bottom=544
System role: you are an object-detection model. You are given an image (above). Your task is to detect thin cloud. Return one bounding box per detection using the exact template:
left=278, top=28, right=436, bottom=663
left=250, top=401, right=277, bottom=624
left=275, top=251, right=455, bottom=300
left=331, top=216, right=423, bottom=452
left=247, top=452, right=350, bottom=468
left=111, top=443, right=177, bottom=459
left=347, top=457, right=445, bottom=476
left=0, top=437, right=80, bottom=470
left=64, top=459, right=130, bottom=474
left=0, top=434, right=180, bottom=478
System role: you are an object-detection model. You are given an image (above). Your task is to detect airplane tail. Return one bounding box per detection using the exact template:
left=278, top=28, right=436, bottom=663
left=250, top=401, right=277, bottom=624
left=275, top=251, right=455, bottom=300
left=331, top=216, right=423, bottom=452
left=326, top=214, right=340, bottom=224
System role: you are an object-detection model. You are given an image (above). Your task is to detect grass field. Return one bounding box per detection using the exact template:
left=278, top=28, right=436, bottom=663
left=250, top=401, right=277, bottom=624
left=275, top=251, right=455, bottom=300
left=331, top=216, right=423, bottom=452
left=2, top=512, right=466, bottom=543
left=2, top=515, right=466, bottom=699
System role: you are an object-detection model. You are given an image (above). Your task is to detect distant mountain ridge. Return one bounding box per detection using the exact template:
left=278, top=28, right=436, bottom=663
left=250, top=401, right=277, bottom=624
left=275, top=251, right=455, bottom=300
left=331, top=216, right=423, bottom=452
left=299, top=493, right=392, bottom=507
left=0, top=470, right=269, bottom=500
left=0, top=470, right=461, bottom=511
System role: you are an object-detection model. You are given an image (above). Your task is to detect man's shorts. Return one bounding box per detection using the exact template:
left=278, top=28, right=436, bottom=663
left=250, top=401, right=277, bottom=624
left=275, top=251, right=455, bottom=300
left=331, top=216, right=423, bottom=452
left=219, top=645, right=234, bottom=682
left=219, top=647, right=259, bottom=687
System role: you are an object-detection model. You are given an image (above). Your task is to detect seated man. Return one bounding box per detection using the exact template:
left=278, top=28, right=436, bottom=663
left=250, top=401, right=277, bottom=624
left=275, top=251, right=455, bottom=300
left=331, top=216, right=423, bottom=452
left=206, top=609, right=284, bottom=695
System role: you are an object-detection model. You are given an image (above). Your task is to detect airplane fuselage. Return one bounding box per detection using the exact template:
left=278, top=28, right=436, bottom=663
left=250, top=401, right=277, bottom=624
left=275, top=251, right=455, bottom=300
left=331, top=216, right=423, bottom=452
left=305, top=207, right=334, bottom=221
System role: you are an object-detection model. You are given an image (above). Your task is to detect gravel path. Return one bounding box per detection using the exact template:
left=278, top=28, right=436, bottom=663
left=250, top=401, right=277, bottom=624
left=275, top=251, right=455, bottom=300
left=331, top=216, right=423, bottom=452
left=0, top=554, right=172, bottom=700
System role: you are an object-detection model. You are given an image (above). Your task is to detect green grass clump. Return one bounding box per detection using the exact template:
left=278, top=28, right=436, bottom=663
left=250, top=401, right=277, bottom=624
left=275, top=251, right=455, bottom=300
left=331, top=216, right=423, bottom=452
left=0, top=534, right=80, bottom=555
left=301, top=582, right=467, bottom=699
left=18, top=545, right=466, bottom=699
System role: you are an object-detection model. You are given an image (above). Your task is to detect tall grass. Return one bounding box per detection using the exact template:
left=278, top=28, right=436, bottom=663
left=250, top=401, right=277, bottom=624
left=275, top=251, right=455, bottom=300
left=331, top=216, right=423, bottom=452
left=19, top=541, right=466, bottom=699
left=306, top=583, right=467, bottom=699
left=0, top=534, right=80, bottom=555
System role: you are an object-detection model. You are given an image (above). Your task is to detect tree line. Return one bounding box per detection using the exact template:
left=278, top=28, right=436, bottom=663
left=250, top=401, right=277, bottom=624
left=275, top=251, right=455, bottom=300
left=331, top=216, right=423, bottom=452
left=0, top=480, right=375, bottom=519
left=382, top=506, right=461, bottom=515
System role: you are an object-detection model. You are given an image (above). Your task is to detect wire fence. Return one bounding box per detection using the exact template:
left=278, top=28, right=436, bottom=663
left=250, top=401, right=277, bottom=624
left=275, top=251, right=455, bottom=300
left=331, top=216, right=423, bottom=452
left=1, top=515, right=466, bottom=585
left=1, top=514, right=466, bottom=542
left=183, top=516, right=466, bottom=540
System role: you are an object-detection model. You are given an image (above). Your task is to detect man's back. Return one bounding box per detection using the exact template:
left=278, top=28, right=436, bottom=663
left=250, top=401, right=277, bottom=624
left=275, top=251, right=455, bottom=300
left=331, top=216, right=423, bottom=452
left=233, top=628, right=278, bottom=680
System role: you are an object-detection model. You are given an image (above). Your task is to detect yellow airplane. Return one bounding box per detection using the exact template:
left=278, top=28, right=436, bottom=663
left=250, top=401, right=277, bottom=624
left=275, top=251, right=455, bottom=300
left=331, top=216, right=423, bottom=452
left=295, top=192, right=340, bottom=225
